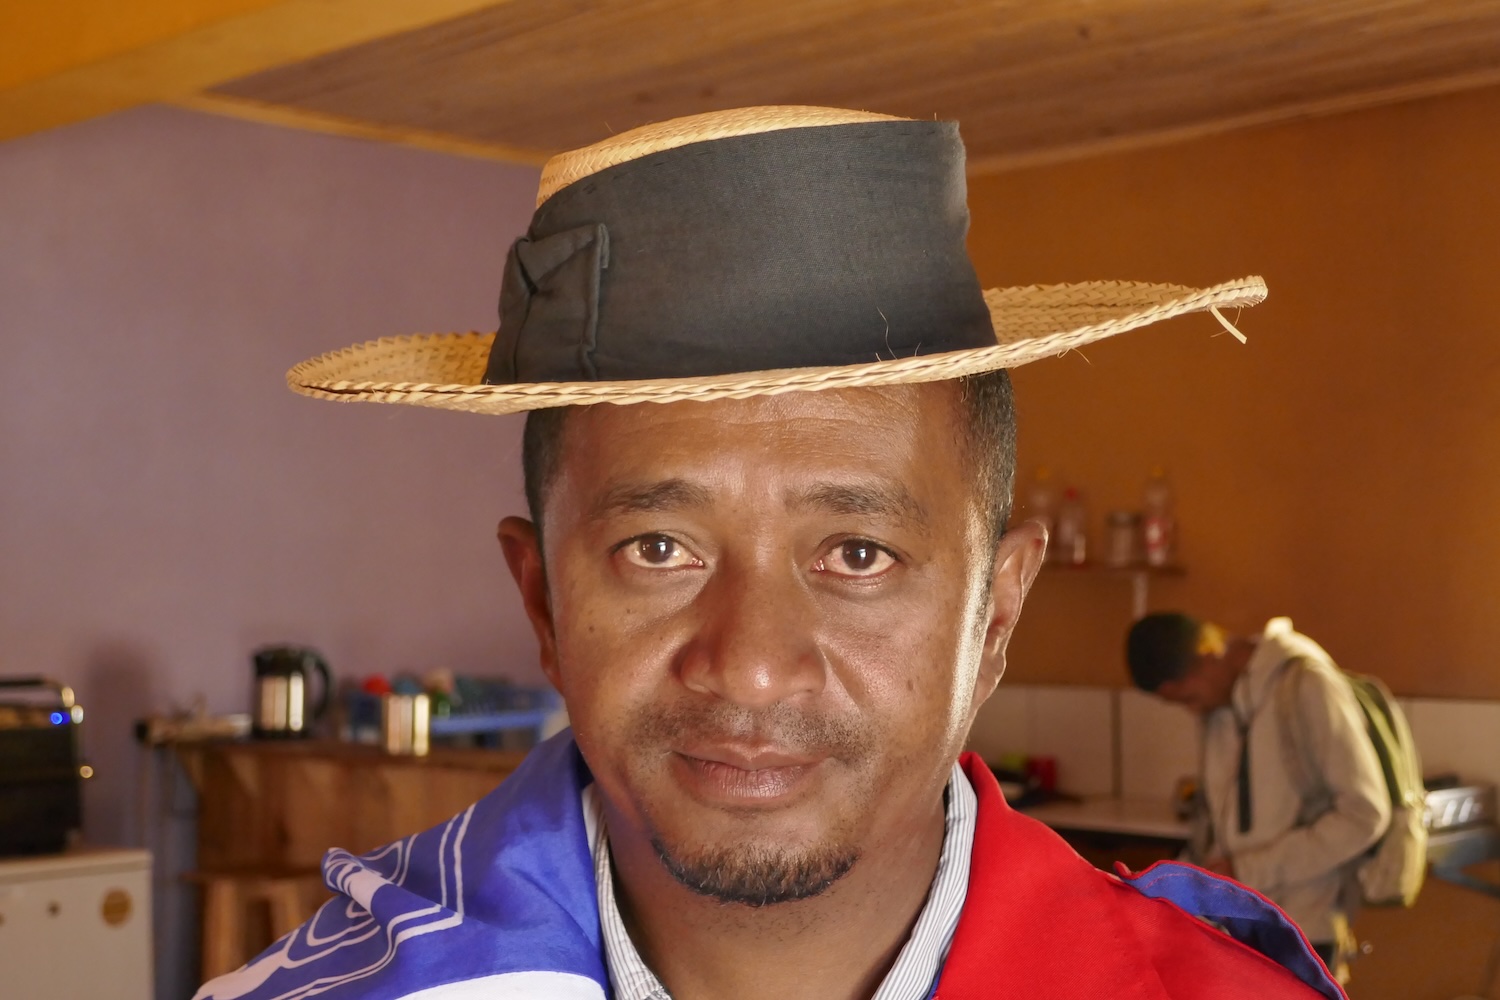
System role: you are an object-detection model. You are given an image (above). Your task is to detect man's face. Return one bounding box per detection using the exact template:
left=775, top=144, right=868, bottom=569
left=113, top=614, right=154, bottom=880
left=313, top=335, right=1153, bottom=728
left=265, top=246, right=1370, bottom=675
left=1154, top=655, right=1234, bottom=715
left=501, top=383, right=1041, bottom=906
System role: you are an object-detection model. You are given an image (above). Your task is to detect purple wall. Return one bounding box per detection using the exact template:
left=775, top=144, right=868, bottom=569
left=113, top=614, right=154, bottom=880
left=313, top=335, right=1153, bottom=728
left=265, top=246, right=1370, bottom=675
left=0, top=105, right=543, bottom=994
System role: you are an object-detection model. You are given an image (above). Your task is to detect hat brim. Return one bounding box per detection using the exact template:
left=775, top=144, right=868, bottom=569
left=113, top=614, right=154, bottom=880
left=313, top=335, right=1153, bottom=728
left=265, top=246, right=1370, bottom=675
left=286, top=277, right=1265, bottom=416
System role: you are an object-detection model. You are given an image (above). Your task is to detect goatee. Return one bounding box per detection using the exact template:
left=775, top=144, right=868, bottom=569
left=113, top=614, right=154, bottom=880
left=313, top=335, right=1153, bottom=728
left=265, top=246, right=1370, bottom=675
left=652, top=838, right=860, bottom=907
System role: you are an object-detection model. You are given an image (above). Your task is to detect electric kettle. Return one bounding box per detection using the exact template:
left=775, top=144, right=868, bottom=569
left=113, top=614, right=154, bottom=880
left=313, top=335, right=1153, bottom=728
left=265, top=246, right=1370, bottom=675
left=251, top=646, right=330, bottom=738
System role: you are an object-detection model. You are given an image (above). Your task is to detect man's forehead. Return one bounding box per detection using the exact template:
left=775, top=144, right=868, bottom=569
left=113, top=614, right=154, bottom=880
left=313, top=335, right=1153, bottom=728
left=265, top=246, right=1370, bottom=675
left=547, top=383, right=968, bottom=516
left=567, top=381, right=960, bottom=440
left=585, top=476, right=932, bottom=530
left=559, top=384, right=961, bottom=470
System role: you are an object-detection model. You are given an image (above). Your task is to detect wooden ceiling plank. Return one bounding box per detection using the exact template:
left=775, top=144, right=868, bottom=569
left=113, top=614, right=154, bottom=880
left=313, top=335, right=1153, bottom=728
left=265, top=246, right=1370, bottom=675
left=576, top=44, right=1500, bottom=156
left=212, top=0, right=1500, bottom=148
left=212, top=0, right=924, bottom=122
left=790, top=3, right=1500, bottom=150
left=0, top=0, right=517, bottom=143
left=210, top=0, right=592, bottom=110
left=172, top=91, right=551, bottom=166
left=622, top=22, right=1486, bottom=155
left=210, top=0, right=1144, bottom=145
left=0, top=0, right=284, bottom=93
left=176, top=0, right=1500, bottom=168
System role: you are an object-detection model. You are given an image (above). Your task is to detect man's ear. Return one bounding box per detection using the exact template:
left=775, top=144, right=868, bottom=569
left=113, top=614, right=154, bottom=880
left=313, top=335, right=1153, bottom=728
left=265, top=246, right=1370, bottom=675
left=498, top=517, right=561, bottom=689
left=972, top=518, right=1048, bottom=707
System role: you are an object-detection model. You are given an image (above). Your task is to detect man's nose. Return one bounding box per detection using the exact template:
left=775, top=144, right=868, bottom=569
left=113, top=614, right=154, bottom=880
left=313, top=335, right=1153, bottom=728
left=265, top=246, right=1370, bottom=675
left=676, top=558, right=827, bottom=709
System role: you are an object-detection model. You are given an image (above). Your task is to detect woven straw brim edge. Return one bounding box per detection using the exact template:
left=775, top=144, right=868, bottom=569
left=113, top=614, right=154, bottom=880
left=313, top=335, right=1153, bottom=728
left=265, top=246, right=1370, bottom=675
left=287, top=277, right=1266, bottom=416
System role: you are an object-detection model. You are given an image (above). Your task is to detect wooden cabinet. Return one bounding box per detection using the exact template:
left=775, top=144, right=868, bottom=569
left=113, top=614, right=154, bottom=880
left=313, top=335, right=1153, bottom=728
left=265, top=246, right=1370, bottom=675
left=177, top=740, right=527, bottom=977
left=178, top=740, right=526, bottom=872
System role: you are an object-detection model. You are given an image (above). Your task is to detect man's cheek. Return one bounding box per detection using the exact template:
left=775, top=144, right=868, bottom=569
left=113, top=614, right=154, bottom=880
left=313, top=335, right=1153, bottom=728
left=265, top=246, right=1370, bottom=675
left=827, top=619, right=948, bottom=699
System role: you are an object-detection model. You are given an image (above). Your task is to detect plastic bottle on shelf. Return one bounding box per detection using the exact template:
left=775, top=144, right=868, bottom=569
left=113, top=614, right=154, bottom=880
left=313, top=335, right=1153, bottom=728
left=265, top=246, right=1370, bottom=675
left=1104, top=510, right=1141, bottom=568
left=1142, top=467, right=1176, bottom=567
left=1053, top=487, right=1089, bottom=566
left=1023, top=466, right=1059, bottom=555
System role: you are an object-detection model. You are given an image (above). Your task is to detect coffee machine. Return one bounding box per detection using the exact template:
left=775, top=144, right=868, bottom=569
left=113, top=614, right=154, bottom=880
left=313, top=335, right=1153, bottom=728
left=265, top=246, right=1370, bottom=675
left=251, top=646, right=330, bottom=738
left=0, top=677, right=88, bottom=854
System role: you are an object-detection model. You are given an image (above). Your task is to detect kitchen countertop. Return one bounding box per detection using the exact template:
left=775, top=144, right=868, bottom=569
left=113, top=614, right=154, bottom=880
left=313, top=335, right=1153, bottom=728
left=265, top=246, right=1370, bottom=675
left=175, top=738, right=529, bottom=770
left=0, top=845, right=152, bottom=880
left=1021, top=796, right=1192, bottom=841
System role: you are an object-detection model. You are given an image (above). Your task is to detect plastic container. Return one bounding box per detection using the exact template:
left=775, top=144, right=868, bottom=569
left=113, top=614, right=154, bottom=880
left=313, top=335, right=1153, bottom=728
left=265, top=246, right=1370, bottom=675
left=381, top=692, right=431, bottom=757
left=1053, top=487, right=1089, bottom=566
left=1142, top=467, right=1176, bottom=567
left=1105, top=510, right=1141, bottom=568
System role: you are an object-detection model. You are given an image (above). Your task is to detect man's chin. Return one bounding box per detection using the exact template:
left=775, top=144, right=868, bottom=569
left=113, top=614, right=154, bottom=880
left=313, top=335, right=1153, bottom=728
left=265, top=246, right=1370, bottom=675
left=651, top=835, right=860, bottom=907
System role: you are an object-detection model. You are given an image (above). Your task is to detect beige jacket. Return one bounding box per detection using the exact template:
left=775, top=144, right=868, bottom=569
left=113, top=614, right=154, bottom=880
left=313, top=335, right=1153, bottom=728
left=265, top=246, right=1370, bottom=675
left=1202, top=618, right=1390, bottom=946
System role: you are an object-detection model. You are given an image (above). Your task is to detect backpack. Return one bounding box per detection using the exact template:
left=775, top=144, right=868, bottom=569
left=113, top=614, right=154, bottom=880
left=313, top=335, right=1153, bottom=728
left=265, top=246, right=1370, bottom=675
left=1276, top=659, right=1427, bottom=908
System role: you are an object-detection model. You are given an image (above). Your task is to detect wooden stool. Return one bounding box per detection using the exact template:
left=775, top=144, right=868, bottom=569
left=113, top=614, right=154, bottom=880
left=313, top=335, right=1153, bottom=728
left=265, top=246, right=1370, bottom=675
left=189, top=868, right=324, bottom=980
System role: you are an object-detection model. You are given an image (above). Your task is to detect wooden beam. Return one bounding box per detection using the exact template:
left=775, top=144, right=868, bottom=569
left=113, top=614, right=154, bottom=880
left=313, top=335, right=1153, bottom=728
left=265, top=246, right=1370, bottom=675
left=0, top=0, right=509, bottom=143
left=174, top=92, right=552, bottom=167
left=0, top=0, right=283, bottom=93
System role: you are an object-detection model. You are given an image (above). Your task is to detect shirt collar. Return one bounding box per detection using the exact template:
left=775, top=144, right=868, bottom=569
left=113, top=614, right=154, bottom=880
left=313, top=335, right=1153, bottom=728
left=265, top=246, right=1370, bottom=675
left=584, top=761, right=977, bottom=1000
left=1234, top=616, right=1312, bottom=714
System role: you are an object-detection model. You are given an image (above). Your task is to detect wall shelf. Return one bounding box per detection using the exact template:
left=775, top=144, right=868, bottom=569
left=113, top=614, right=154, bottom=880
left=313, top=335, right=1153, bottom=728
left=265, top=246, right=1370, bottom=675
left=1041, top=563, right=1185, bottom=619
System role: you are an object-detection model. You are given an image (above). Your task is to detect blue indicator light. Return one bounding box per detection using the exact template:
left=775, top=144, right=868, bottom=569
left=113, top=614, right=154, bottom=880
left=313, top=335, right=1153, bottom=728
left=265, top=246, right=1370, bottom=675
left=50, top=712, right=65, bottom=725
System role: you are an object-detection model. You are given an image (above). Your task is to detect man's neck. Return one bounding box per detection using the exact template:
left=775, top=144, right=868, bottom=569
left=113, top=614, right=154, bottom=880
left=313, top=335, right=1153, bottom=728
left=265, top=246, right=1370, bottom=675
left=604, top=795, right=949, bottom=1000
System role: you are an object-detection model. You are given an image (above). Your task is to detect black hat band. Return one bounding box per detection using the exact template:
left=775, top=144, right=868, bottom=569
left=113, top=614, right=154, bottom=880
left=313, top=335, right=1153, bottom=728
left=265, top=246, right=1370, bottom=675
left=484, top=120, right=995, bottom=385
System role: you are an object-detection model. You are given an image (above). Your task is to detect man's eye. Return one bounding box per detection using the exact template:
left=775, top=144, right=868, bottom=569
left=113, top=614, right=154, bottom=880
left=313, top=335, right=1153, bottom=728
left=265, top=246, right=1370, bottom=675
left=620, top=535, right=700, bottom=569
left=816, top=540, right=896, bottom=578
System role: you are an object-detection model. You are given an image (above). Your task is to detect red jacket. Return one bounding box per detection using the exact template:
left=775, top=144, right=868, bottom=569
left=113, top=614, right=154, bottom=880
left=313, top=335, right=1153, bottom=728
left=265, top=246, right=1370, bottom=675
left=936, top=754, right=1344, bottom=999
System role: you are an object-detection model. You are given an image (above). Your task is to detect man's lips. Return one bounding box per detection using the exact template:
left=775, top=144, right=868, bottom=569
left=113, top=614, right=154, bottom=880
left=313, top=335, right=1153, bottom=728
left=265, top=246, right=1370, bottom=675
left=671, top=746, right=825, bottom=802
left=680, top=744, right=820, bottom=770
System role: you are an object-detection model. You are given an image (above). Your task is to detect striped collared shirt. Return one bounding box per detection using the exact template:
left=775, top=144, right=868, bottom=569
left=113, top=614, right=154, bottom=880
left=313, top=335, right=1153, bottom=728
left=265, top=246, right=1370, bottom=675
left=582, top=761, right=977, bottom=1000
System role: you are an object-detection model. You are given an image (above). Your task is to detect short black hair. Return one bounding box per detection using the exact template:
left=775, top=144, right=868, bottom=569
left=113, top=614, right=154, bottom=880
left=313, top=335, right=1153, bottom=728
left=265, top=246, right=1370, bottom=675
left=521, top=369, right=1017, bottom=548
left=1125, top=612, right=1202, bottom=692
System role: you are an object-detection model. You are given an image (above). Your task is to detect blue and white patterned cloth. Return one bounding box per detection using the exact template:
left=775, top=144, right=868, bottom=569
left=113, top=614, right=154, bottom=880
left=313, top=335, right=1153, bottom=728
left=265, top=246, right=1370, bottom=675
left=195, top=733, right=609, bottom=1000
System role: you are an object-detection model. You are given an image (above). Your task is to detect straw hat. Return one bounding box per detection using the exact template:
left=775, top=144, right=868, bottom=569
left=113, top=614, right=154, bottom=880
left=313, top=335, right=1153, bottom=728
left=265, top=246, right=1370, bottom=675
left=287, top=106, right=1265, bottom=415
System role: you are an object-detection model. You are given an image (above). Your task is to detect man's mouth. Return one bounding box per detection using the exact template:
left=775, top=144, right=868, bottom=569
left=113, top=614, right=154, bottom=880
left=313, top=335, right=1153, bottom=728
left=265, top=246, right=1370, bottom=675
left=671, top=745, right=824, bottom=803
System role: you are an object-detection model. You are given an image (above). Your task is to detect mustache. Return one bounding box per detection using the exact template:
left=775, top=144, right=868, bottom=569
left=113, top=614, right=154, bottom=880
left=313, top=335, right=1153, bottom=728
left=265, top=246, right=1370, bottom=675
left=634, top=699, right=875, bottom=760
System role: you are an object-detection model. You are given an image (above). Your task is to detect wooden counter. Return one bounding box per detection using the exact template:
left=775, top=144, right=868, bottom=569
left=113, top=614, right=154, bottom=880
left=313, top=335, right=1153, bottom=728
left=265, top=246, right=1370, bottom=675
left=177, top=739, right=528, bottom=872
left=177, top=740, right=530, bottom=976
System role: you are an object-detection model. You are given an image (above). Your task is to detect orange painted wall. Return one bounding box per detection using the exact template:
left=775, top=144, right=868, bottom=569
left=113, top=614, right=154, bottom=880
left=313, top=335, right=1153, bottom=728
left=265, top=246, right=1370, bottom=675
left=967, top=85, right=1500, bottom=699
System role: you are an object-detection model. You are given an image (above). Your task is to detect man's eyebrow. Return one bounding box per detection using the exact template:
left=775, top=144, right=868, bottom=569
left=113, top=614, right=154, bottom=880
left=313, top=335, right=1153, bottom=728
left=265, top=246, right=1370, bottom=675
left=588, top=479, right=713, bottom=521
left=790, top=482, right=930, bottom=529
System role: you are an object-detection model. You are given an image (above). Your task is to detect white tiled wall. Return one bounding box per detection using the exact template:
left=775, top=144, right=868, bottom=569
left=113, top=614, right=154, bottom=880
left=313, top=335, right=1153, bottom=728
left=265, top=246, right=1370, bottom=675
left=1403, top=698, right=1500, bottom=790
left=968, top=684, right=1500, bottom=801
left=968, top=683, right=1113, bottom=796
left=1118, top=688, right=1200, bottom=800
left=967, top=683, right=1028, bottom=764
left=1028, top=686, right=1115, bottom=796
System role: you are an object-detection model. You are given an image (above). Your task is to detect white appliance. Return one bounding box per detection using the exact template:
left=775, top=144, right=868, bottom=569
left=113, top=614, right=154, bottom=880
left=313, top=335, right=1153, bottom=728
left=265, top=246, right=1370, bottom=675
left=0, top=847, right=153, bottom=1000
